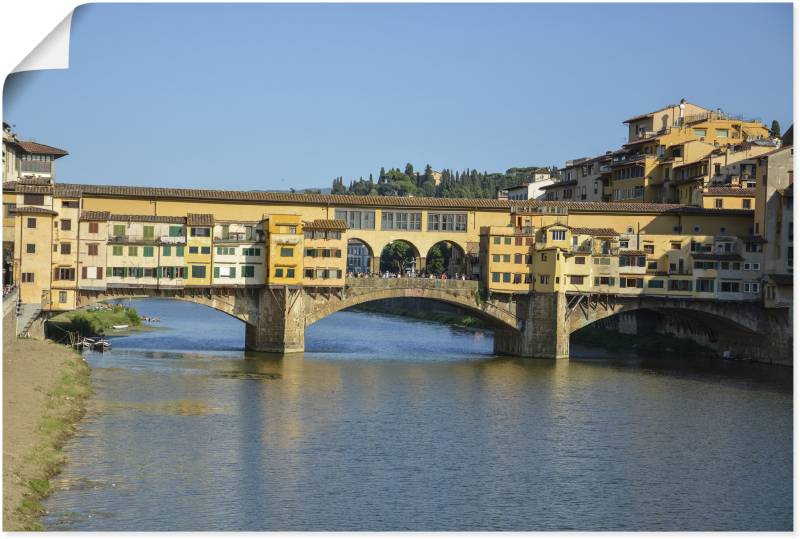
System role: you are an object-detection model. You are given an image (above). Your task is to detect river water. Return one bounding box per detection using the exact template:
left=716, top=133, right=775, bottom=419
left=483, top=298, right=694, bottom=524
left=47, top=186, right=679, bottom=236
left=42, top=298, right=792, bottom=531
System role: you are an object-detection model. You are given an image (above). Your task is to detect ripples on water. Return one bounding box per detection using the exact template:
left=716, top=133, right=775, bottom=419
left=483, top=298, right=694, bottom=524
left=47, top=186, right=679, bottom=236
left=42, top=299, right=792, bottom=531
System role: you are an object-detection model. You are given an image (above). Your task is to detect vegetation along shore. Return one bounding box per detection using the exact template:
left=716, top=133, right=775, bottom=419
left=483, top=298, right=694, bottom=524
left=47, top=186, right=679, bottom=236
left=3, top=315, right=91, bottom=531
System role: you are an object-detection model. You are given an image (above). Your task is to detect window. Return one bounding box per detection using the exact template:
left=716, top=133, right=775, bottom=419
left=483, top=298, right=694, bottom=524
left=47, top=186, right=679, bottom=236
left=671, top=242, right=681, bottom=250
left=176, top=246, right=185, bottom=257
left=169, top=226, right=183, bottom=237
left=720, top=281, right=741, bottom=293
left=214, top=266, right=236, bottom=278
left=287, top=268, right=295, bottom=278
left=59, top=291, right=68, bottom=303
left=539, top=274, right=549, bottom=285
left=243, top=247, right=261, bottom=257
left=27, top=217, right=36, bottom=229
left=190, top=227, right=210, bottom=237
left=216, top=247, right=235, bottom=255
left=191, top=265, right=206, bottom=279
left=61, top=219, right=71, bottom=231
left=513, top=254, right=523, bottom=264
left=128, top=246, right=138, bottom=256
left=594, top=276, right=615, bottom=286
left=143, top=226, right=154, bottom=239
left=574, top=256, right=585, bottom=265
left=54, top=267, right=75, bottom=281
left=502, top=254, right=510, bottom=263
left=693, top=261, right=716, bottom=270
left=693, top=128, right=707, bottom=137
left=502, top=272, right=511, bottom=283
left=647, top=261, right=657, bottom=270
left=492, top=254, right=500, bottom=263
left=693, top=225, right=701, bottom=233
left=619, top=277, right=644, bottom=288
left=696, top=278, right=715, bottom=292
left=88, top=222, right=99, bottom=233
left=199, top=246, right=210, bottom=254
left=427, top=212, right=467, bottom=232
left=113, top=224, right=125, bottom=237
left=381, top=211, right=422, bottom=231
left=163, top=245, right=172, bottom=256
left=280, top=247, right=294, bottom=257
left=744, top=281, right=760, bottom=294
left=143, top=246, right=154, bottom=257
left=242, top=265, right=255, bottom=278
left=569, top=275, right=584, bottom=285
left=335, top=209, right=375, bottom=230
left=491, top=272, right=500, bottom=283
left=504, top=237, right=512, bottom=245
left=741, top=198, right=751, bottom=209
left=23, top=194, right=45, bottom=205
left=83, top=266, right=100, bottom=280
left=112, top=245, right=123, bottom=256
left=668, top=280, right=692, bottom=291
left=644, top=245, right=654, bottom=255
left=274, top=268, right=284, bottom=278
left=715, top=128, right=729, bottom=138
left=551, top=230, right=566, bottom=241
left=60, top=243, right=71, bottom=255
left=619, top=240, right=629, bottom=248
left=26, top=243, right=36, bottom=253
left=188, top=247, right=199, bottom=255
left=715, top=199, right=723, bottom=209
left=21, top=273, right=34, bottom=283
left=88, top=244, right=99, bottom=256
left=648, top=279, right=664, bottom=289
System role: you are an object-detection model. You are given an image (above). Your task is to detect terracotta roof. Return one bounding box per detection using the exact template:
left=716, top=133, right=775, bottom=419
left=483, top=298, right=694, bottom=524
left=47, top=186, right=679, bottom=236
left=767, top=273, right=793, bottom=286
left=303, top=219, right=347, bottom=230
left=109, top=214, right=186, bottom=224
left=705, top=187, right=756, bottom=196
left=571, top=227, right=620, bottom=237
left=16, top=177, right=53, bottom=185
left=2, top=181, right=755, bottom=217
left=187, top=213, right=214, bottom=226
left=80, top=211, right=111, bottom=221
left=15, top=140, right=68, bottom=157
left=11, top=206, right=58, bottom=215
left=691, top=252, right=744, bottom=261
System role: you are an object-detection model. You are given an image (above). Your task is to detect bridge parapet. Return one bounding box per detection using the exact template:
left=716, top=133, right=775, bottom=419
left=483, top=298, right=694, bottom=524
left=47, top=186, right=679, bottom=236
left=344, top=276, right=479, bottom=292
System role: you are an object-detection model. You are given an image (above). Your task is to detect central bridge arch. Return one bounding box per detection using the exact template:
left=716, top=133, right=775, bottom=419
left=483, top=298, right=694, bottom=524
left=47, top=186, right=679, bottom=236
left=303, top=277, right=520, bottom=330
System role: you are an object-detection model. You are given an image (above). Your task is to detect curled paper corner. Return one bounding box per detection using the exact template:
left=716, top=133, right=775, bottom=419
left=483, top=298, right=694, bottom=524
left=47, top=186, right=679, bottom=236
left=12, top=11, right=74, bottom=74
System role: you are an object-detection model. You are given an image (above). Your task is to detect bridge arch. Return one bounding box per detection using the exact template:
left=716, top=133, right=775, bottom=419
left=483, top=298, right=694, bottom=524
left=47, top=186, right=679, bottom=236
left=346, top=237, right=377, bottom=275
left=75, top=287, right=260, bottom=326
left=304, top=278, right=519, bottom=330
left=424, top=240, right=467, bottom=277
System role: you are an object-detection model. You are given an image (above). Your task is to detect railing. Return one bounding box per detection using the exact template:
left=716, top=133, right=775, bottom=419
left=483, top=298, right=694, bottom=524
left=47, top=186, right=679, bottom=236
left=214, top=234, right=259, bottom=243
left=108, top=235, right=158, bottom=244
left=611, top=153, right=651, bottom=166
left=345, top=276, right=479, bottom=292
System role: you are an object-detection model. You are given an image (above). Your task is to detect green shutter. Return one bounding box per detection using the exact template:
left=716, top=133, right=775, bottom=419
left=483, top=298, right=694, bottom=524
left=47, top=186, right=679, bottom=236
left=156, top=267, right=162, bottom=279
left=143, top=226, right=154, bottom=239
left=230, top=267, right=236, bottom=278
left=163, top=245, right=171, bottom=256
left=176, top=246, right=184, bottom=257
left=214, top=266, right=220, bottom=278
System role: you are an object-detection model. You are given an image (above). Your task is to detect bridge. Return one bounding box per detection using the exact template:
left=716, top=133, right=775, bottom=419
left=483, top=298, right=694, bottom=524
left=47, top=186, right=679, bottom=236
left=74, top=277, right=791, bottom=364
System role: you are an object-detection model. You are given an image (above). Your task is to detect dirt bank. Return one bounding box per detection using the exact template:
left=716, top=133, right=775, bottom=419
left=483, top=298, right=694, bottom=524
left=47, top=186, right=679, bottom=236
left=3, top=314, right=91, bottom=531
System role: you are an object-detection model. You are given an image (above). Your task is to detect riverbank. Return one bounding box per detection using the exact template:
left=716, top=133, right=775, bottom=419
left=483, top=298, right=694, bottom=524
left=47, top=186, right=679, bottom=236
left=3, top=315, right=91, bottom=531
left=571, top=326, right=717, bottom=358
left=352, top=303, right=489, bottom=329
left=48, top=303, right=142, bottom=339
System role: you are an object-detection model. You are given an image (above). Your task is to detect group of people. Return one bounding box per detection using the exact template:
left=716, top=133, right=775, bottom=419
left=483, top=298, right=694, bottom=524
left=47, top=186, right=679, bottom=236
left=346, top=271, right=473, bottom=281
left=3, top=283, right=16, bottom=298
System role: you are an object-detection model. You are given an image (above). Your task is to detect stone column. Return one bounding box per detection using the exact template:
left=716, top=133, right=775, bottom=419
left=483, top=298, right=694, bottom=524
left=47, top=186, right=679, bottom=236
left=245, top=286, right=305, bottom=353
left=493, top=292, right=569, bottom=359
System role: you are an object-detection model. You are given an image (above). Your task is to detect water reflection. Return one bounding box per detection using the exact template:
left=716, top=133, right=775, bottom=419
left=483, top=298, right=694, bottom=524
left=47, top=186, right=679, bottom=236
left=42, top=299, right=792, bottom=531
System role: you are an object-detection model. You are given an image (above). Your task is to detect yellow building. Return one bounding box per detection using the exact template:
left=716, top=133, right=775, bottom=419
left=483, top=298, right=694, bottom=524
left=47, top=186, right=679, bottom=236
left=266, top=214, right=303, bottom=286
left=701, top=186, right=755, bottom=210
left=302, top=219, right=347, bottom=287
left=612, top=100, right=772, bottom=203
left=185, top=213, right=214, bottom=286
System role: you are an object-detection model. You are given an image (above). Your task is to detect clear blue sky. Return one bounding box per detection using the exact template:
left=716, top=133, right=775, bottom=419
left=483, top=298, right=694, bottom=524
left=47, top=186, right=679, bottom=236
left=3, top=3, right=793, bottom=190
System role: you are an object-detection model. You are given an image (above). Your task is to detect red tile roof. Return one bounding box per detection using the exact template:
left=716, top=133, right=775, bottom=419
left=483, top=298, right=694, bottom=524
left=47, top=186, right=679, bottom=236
left=705, top=187, right=756, bottom=196
left=79, top=211, right=111, bottom=221
left=11, top=206, right=58, bottom=215
left=303, top=219, right=347, bottom=230
left=15, top=140, right=68, bottom=157
left=187, top=213, right=214, bottom=226
left=571, top=227, right=620, bottom=237
left=109, top=214, right=186, bottom=224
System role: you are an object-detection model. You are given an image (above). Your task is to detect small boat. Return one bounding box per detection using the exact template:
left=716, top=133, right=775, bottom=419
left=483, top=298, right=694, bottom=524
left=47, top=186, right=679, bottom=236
left=111, top=324, right=129, bottom=330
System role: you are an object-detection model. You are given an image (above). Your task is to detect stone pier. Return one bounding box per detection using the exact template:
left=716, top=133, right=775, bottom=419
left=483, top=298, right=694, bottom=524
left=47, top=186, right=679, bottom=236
left=244, top=286, right=306, bottom=353
left=493, top=292, right=569, bottom=359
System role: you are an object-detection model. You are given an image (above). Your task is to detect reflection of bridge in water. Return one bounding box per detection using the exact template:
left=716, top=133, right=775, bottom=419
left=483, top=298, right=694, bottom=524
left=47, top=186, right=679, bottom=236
left=75, top=277, right=791, bottom=363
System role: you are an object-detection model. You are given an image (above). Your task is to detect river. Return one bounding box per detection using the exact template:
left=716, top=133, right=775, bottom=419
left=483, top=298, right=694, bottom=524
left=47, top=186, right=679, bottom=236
left=42, top=298, right=792, bottom=531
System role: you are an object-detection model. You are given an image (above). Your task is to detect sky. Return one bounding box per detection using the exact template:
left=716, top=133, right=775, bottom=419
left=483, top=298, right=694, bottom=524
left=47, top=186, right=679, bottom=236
left=3, top=3, right=794, bottom=191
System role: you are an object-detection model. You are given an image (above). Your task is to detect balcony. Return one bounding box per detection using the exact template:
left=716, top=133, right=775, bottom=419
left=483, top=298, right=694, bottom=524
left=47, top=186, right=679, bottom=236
left=20, top=161, right=52, bottom=174
left=214, top=233, right=260, bottom=243
left=611, top=153, right=652, bottom=166
left=108, top=234, right=158, bottom=244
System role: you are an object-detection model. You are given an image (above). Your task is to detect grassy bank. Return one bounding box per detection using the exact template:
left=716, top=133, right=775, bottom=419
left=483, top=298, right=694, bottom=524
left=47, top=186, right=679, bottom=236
left=353, top=304, right=490, bottom=329
left=572, top=326, right=717, bottom=358
left=49, top=303, right=141, bottom=337
left=3, top=317, right=92, bottom=531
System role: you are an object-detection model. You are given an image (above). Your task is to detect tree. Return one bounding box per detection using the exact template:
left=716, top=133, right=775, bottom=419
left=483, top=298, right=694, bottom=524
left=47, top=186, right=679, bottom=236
left=331, top=177, right=346, bottom=194
left=771, top=120, right=782, bottom=138
left=380, top=241, right=416, bottom=273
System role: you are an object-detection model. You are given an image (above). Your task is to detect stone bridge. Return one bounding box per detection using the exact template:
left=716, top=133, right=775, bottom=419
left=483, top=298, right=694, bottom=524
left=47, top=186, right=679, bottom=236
left=75, top=278, right=791, bottom=364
